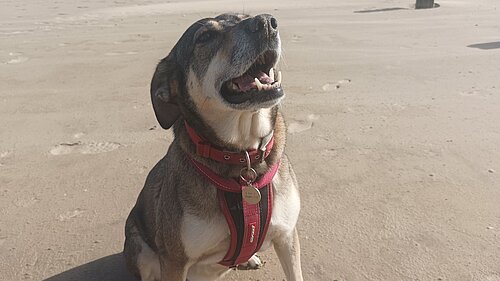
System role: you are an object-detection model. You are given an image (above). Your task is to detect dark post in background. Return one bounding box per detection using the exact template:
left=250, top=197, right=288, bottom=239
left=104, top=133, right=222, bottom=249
left=416, top=0, right=435, bottom=9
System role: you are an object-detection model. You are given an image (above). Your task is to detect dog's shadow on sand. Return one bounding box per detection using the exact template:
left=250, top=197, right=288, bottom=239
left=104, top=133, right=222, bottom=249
left=43, top=253, right=138, bottom=281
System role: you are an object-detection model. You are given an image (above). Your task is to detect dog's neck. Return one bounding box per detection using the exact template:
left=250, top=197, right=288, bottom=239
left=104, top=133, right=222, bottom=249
left=199, top=108, right=274, bottom=150
left=175, top=107, right=285, bottom=177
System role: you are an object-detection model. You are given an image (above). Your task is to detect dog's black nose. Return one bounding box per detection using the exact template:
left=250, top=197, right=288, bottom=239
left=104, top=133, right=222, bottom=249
left=248, top=14, right=278, bottom=36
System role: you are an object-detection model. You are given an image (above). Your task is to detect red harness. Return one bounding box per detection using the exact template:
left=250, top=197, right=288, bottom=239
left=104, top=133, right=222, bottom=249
left=184, top=122, right=278, bottom=267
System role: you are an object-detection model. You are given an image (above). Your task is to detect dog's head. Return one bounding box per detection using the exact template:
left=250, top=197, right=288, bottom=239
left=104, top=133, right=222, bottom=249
left=151, top=13, right=283, bottom=129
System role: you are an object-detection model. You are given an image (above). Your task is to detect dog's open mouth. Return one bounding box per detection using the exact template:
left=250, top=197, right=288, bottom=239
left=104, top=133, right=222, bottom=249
left=221, top=50, right=283, bottom=105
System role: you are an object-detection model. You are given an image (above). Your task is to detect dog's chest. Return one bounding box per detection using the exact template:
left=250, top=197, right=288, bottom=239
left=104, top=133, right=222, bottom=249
left=180, top=176, right=300, bottom=263
left=261, top=176, right=301, bottom=250
left=180, top=211, right=229, bottom=264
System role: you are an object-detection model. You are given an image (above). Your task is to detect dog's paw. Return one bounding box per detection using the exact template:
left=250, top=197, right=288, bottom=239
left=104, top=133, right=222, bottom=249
left=236, top=255, right=264, bottom=270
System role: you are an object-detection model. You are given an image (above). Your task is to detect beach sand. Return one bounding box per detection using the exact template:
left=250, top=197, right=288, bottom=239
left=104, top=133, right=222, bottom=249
left=1, top=0, right=499, bottom=280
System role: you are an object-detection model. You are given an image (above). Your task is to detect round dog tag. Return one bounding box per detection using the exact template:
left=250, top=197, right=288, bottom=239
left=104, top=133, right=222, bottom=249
left=242, top=185, right=261, bottom=205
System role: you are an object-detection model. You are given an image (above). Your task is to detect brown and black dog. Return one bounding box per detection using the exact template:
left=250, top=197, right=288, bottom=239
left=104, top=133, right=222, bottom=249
left=124, top=13, right=303, bottom=281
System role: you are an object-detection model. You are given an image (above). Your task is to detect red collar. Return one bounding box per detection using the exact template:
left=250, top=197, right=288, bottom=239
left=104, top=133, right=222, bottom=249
left=184, top=121, right=274, bottom=165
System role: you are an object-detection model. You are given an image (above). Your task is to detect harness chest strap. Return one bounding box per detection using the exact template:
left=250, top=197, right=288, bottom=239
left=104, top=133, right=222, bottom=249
left=188, top=157, right=280, bottom=267
left=217, top=186, right=272, bottom=266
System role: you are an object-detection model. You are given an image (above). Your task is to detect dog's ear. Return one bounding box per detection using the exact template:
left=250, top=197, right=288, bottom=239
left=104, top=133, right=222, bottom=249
left=150, top=56, right=183, bottom=129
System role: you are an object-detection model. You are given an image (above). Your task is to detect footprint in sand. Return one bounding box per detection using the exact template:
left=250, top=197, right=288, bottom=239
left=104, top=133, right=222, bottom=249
left=0, top=151, right=12, bottom=166
left=13, top=197, right=40, bottom=208
left=458, top=88, right=490, bottom=97
left=58, top=209, right=85, bottom=221
left=288, top=114, right=319, bottom=134
left=104, top=51, right=138, bottom=56
left=4, top=52, right=28, bottom=64
left=291, top=34, right=303, bottom=43
left=50, top=141, right=121, bottom=155
left=73, top=132, right=85, bottom=139
left=322, top=79, right=351, bottom=91
left=0, top=151, right=11, bottom=158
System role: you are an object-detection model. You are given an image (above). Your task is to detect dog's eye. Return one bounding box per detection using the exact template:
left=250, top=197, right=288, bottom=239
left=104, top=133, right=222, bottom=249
left=196, top=31, right=216, bottom=44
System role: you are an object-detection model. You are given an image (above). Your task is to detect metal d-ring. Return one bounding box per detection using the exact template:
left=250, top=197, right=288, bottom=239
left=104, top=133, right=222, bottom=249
left=239, top=151, right=257, bottom=184
left=244, top=150, right=251, bottom=171
left=240, top=167, right=257, bottom=185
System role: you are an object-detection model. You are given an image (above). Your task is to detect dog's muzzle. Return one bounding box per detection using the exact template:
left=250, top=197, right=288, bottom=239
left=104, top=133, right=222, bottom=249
left=221, top=15, right=284, bottom=105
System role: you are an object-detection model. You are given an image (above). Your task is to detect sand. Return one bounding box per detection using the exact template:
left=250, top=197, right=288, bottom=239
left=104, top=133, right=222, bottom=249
left=1, top=0, right=500, bottom=280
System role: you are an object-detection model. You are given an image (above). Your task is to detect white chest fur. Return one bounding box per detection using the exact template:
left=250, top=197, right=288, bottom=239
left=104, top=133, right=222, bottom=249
left=181, top=212, right=229, bottom=264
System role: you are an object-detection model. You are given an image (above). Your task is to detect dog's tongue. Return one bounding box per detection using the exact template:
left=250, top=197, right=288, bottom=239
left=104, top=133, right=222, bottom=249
left=233, top=71, right=273, bottom=92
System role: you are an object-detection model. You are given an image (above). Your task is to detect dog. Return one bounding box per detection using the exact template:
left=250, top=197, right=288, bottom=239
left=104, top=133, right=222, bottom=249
left=123, top=13, right=303, bottom=281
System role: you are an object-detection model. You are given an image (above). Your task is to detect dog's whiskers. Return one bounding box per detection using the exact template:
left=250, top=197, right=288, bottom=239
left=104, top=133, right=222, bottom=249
left=278, top=47, right=288, bottom=69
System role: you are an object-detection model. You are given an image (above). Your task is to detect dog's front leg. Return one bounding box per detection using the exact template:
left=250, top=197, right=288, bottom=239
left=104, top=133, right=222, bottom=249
left=273, top=227, right=304, bottom=281
left=159, top=257, right=188, bottom=281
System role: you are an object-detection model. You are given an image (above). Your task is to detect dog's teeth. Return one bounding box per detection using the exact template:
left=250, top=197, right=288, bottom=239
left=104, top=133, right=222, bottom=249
left=277, top=71, right=282, bottom=85
left=254, top=78, right=263, bottom=91
left=231, top=82, right=239, bottom=91
left=269, top=68, right=275, bottom=82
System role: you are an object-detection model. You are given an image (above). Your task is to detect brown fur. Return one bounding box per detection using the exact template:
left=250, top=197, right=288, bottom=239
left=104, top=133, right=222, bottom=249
left=124, top=13, right=303, bottom=281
